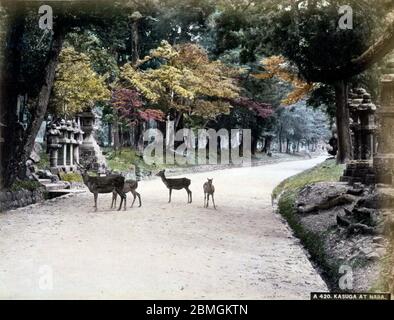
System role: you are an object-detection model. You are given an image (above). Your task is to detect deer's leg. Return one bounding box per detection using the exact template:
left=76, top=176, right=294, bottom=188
left=168, top=188, right=172, bottom=203
left=186, top=187, right=192, bottom=204
left=117, top=190, right=126, bottom=211
left=207, top=194, right=210, bottom=208
left=131, top=190, right=136, bottom=207
left=136, top=192, right=142, bottom=207
left=111, top=191, right=117, bottom=209
left=204, top=192, right=207, bottom=208
left=94, top=193, right=98, bottom=211
left=212, top=193, right=216, bottom=210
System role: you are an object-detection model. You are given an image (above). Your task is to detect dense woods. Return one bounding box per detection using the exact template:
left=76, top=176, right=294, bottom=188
left=1, top=0, right=394, bottom=187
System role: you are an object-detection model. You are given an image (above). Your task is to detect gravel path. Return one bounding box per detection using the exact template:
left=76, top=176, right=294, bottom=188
left=0, top=157, right=328, bottom=299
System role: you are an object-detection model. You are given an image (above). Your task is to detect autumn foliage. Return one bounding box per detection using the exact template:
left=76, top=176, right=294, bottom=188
left=111, top=88, right=165, bottom=125
left=254, top=56, right=314, bottom=105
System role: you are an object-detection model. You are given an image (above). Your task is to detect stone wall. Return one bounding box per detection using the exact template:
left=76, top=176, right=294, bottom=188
left=0, top=188, right=45, bottom=212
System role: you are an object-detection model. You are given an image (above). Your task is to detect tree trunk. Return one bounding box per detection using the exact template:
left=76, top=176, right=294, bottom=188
left=113, top=118, right=120, bottom=153
left=130, top=14, right=141, bottom=66
left=334, top=80, right=352, bottom=164
left=107, top=122, right=112, bottom=147
left=2, top=17, right=65, bottom=186
left=262, top=136, right=272, bottom=153
left=19, top=30, right=65, bottom=171
left=251, top=136, right=257, bottom=155
left=278, top=128, right=283, bottom=153
left=0, top=10, right=25, bottom=188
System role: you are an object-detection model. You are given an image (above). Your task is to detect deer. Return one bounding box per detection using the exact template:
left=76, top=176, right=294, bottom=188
left=203, top=178, right=216, bottom=209
left=77, top=163, right=127, bottom=211
left=156, top=170, right=192, bottom=203
left=111, top=179, right=141, bottom=209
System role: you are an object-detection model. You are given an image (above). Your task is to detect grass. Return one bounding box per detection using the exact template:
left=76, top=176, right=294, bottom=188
left=272, top=159, right=345, bottom=200
left=60, top=172, right=83, bottom=183
left=105, top=148, right=139, bottom=172
left=10, top=180, right=42, bottom=192
left=272, top=159, right=345, bottom=290
left=105, top=147, right=175, bottom=173
left=35, top=150, right=50, bottom=170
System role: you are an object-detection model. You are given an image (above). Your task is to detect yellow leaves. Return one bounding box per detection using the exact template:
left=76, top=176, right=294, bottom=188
left=192, top=100, right=232, bottom=119
left=282, top=83, right=314, bottom=105
left=254, top=55, right=314, bottom=105
left=119, top=41, right=241, bottom=120
left=120, top=64, right=161, bottom=102
left=149, top=40, right=179, bottom=61
left=51, top=46, right=110, bottom=116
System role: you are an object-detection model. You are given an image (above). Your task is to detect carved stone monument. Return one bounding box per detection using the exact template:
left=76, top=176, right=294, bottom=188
left=46, top=119, right=83, bottom=173
left=78, top=110, right=107, bottom=170
left=340, top=88, right=377, bottom=185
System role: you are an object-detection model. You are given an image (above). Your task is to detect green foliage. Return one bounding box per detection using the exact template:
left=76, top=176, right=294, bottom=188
left=272, top=159, right=344, bottom=199
left=10, top=180, right=42, bottom=192
left=60, top=172, right=83, bottom=183
left=50, top=46, right=110, bottom=117
left=35, top=150, right=50, bottom=170
left=106, top=148, right=139, bottom=172
left=119, top=41, right=240, bottom=122
left=276, top=102, right=331, bottom=148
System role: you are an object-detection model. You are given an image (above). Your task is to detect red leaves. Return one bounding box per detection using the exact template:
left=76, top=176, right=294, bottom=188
left=111, top=88, right=165, bottom=125
left=231, top=97, right=273, bottom=119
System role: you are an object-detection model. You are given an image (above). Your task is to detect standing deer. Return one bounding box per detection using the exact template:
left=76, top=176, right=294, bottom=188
left=77, top=163, right=127, bottom=211
left=156, top=170, right=192, bottom=203
left=203, top=178, right=216, bottom=209
left=111, top=179, right=141, bottom=208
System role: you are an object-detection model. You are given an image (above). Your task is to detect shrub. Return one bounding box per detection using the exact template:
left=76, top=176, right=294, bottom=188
left=60, top=172, right=83, bottom=183
left=10, top=180, right=42, bottom=192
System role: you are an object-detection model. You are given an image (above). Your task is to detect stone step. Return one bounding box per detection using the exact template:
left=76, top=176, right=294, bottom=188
left=38, top=179, right=52, bottom=185
left=48, top=189, right=86, bottom=195
left=43, top=183, right=70, bottom=191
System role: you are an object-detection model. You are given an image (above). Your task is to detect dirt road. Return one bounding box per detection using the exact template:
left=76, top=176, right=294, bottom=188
left=0, top=157, right=328, bottom=299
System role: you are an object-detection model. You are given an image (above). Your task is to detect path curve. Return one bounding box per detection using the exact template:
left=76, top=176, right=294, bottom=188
left=0, top=157, right=328, bottom=299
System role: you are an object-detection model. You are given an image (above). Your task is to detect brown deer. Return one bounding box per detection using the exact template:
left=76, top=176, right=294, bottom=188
left=203, top=178, right=216, bottom=209
left=156, top=170, right=192, bottom=203
left=77, top=163, right=127, bottom=211
left=111, top=179, right=141, bottom=208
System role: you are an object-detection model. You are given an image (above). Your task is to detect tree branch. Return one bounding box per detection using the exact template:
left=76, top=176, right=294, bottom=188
left=305, top=18, right=394, bottom=83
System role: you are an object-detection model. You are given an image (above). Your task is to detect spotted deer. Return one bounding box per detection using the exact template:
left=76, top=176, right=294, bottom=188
left=156, top=170, right=192, bottom=203
left=111, top=179, right=141, bottom=208
left=77, top=163, right=127, bottom=211
left=203, top=178, right=216, bottom=209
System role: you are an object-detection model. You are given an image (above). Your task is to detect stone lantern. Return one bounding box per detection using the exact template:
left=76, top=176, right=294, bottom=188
left=78, top=111, right=97, bottom=167
left=72, top=120, right=83, bottom=166
left=46, top=118, right=85, bottom=172
left=374, top=56, right=394, bottom=184
left=341, top=88, right=377, bottom=185
left=47, top=123, right=61, bottom=171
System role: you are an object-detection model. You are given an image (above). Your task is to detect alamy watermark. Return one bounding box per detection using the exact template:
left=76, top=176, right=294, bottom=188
left=143, top=122, right=252, bottom=166
left=338, top=264, right=353, bottom=290
left=338, top=5, right=353, bottom=30
left=38, top=5, right=53, bottom=31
